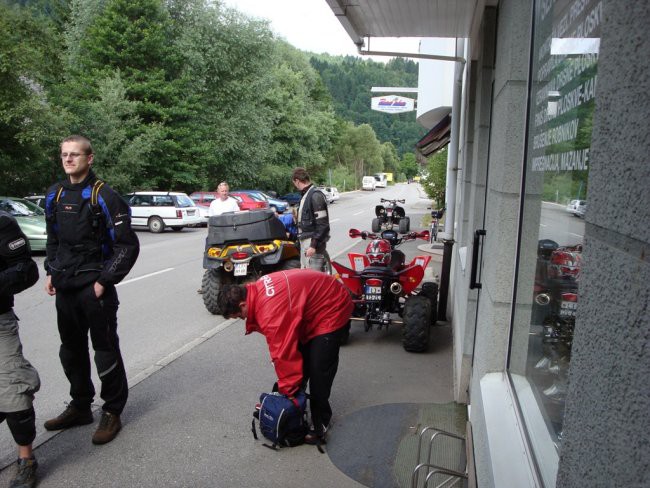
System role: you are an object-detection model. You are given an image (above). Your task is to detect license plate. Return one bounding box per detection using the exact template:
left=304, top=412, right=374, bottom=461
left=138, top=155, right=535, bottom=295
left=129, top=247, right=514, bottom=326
left=559, top=301, right=577, bottom=317
left=188, top=210, right=195, bottom=216
left=234, top=263, right=248, bottom=276
left=364, top=285, right=382, bottom=301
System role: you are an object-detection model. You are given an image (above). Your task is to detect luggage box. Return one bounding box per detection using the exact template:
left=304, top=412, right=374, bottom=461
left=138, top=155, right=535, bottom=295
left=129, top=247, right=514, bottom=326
left=206, top=210, right=287, bottom=246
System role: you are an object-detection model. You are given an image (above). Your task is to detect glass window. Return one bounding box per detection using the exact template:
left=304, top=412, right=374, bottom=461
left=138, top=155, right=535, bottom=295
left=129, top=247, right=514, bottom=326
left=153, top=195, right=174, bottom=206
left=508, top=0, right=601, bottom=485
left=175, top=195, right=194, bottom=207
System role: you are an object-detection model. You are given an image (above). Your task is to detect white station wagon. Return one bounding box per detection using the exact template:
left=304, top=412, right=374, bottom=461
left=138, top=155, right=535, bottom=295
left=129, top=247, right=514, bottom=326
left=125, top=191, right=203, bottom=233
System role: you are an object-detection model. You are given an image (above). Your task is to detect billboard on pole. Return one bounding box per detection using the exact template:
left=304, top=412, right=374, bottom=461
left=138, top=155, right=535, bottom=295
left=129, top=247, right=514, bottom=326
left=371, top=95, right=415, bottom=114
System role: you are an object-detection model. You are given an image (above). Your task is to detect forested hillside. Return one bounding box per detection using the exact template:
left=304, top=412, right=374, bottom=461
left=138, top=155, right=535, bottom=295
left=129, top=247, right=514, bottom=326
left=0, top=0, right=423, bottom=196
left=310, top=55, right=426, bottom=157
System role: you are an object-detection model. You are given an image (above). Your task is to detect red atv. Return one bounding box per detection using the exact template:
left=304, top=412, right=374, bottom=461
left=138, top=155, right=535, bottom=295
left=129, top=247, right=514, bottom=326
left=332, top=228, right=438, bottom=352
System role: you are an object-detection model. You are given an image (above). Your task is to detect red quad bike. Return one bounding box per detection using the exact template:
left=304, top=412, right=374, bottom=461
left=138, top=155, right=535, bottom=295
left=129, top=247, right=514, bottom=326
left=332, top=228, right=438, bottom=352
left=530, top=239, right=582, bottom=419
left=372, top=198, right=410, bottom=234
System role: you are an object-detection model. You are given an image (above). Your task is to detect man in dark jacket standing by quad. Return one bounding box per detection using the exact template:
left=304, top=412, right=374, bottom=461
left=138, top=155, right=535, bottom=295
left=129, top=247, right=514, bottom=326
left=218, top=269, right=353, bottom=444
left=291, top=167, right=331, bottom=272
left=44, top=135, right=139, bottom=445
left=0, top=210, right=40, bottom=487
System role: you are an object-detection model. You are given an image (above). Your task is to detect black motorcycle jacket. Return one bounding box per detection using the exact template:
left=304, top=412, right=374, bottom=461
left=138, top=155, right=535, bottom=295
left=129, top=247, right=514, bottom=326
left=297, top=184, right=330, bottom=248
left=0, top=211, right=39, bottom=314
left=44, top=170, right=139, bottom=290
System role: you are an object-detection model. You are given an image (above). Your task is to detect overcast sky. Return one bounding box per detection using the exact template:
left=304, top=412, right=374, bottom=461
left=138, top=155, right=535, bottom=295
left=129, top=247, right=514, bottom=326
left=220, top=0, right=421, bottom=60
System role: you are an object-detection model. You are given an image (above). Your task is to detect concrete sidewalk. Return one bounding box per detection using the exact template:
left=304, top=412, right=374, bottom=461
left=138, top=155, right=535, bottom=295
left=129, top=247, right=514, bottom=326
left=0, top=242, right=456, bottom=488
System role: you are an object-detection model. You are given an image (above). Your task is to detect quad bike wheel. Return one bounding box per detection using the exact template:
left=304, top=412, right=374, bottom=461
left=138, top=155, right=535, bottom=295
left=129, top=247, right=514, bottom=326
left=402, top=295, right=432, bottom=352
left=371, top=218, right=381, bottom=233
left=202, top=268, right=232, bottom=315
left=399, top=216, right=410, bottom=234
left=419, top=282, right=439, bottom=326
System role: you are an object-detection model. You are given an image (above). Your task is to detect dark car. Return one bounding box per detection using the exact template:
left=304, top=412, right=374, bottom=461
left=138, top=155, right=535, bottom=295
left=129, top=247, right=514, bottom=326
left=280, top=192, right=302, bottom=206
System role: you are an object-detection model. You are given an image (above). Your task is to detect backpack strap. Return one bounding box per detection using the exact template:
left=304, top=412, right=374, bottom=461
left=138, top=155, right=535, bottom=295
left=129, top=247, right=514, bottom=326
left=89, top=179, right=106, bottom=235
left=54, top=184, right=64, bottom=203
left=91, top=179, right=105, bottom=207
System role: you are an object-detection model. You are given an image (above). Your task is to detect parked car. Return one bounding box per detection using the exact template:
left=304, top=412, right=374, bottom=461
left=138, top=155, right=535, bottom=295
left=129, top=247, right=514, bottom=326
left=574, top=201, right=587, bottom=218
left=235, top=190, right=288, bottom=213
left=566, top=199, right=585, bottom=214
left=229, top=191, right=269, bottom=211
left=189, top=192, right=218, bottom=208
left=125, top=191, right=203, bottom=233
left=189, top=192, right=219, bottom=226
left=317, top=187, right=334, bottom=204
left=23, top=194, right=46, bottom=209
left=0, top=196, right=47, bottom=251
left=317, top=186, right=339, bottom=203
left=362, top=176, right=377, bottom=191
left=280, top=192, right=302, bottom=206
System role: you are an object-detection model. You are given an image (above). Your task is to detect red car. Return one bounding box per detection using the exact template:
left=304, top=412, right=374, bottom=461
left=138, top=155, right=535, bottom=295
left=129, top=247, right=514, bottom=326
left=229, top=191, right=269, bottom=211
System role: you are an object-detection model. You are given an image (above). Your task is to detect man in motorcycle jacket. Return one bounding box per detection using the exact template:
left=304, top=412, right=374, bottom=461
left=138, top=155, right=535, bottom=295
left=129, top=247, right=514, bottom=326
left=291, top=167, right=330, bottom=271
left=218, top=269, right=353, bottom=444
left=0, top=210, right=41, bottom=487
left=43, top=135, right=140, bottom=445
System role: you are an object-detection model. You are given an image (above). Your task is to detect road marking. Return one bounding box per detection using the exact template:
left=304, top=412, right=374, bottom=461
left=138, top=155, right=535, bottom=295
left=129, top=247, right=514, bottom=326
left=569, top=232, right=583, bottom=238
left=353, top=211, right=364, bottom=216
left=117, top=267, right=174, bottom=287
left=330, top=218, right=341, bottom=223
left=332, top=239, right=361, bottom=260
left=540, top=224, right=547, bottom=227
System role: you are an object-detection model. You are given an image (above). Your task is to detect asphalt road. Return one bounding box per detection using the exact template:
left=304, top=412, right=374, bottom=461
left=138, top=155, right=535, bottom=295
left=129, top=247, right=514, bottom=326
left=1, top=183, right=433, bottom=467
left=539, top=201, right=585, bottom=246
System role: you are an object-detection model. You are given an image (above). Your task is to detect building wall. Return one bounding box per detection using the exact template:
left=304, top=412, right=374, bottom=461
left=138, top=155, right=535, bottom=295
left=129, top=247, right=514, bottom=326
left=451, top=7, right=498, bottom=405
left=556, top=0, right=650, bottom=485
left=464, top=0, right=534, bottom=485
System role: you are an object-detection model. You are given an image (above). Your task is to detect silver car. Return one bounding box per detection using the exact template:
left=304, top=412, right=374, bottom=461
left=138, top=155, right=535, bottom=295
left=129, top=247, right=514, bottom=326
left=0, top=197, right=47, bottom=252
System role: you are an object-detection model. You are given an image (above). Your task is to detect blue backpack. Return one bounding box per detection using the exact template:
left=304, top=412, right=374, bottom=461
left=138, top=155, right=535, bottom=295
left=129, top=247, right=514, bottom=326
left=252, top=391, right=308, bottom=449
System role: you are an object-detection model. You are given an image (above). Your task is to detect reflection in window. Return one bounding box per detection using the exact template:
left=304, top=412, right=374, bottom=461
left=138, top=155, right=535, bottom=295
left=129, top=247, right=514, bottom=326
left=508, top=0, right=601, bottom=485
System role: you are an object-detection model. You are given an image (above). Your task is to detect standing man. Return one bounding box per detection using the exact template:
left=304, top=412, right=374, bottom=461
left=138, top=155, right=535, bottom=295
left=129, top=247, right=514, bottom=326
left=291, top=168, right=330, bottom=272
left=218, top=269, right=353, bottom=444
left=208, top=181, right=240, bottom=216
left=0, top=210, right=40, bottom=488
left=44, top=135, right=139, bottom=445
left=197, top=181, right=240, bottom=294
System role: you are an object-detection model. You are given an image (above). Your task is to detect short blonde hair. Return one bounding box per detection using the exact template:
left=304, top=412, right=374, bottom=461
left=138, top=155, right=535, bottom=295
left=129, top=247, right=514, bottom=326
left=61, top=135, right=93, bottom=155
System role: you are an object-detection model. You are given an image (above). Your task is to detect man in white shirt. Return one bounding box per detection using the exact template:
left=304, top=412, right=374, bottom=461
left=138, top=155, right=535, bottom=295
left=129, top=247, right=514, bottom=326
left=198, top=182, right=240, bottom=294
left=208, top=182, right=240, bottom=216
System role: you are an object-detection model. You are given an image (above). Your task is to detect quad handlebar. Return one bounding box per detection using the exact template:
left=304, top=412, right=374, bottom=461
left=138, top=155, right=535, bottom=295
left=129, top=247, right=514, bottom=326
left=348, top=228, right=430, bottom=241
left=380, top=198, right=405, bottom=204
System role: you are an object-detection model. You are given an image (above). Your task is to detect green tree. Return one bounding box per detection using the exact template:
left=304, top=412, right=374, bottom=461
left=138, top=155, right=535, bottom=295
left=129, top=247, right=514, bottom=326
left=0, top=2, right=68, bottom=195
left=380, top=142, right=400, bottom=180
left=82, top=73, right=164, bottom=192
left=310, top=54, right=426, bottom=156
left=400, top=152, right=420, bottom=180
left=421, top=147, right=447, bottom=206
left=330, top=122, right=382, bottom=188
left=260, top=41, right=337, bottom=191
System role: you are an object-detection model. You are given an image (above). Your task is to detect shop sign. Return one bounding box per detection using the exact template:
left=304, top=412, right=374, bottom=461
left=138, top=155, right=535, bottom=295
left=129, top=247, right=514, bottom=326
left=371, top=95, right=415, bottom=114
